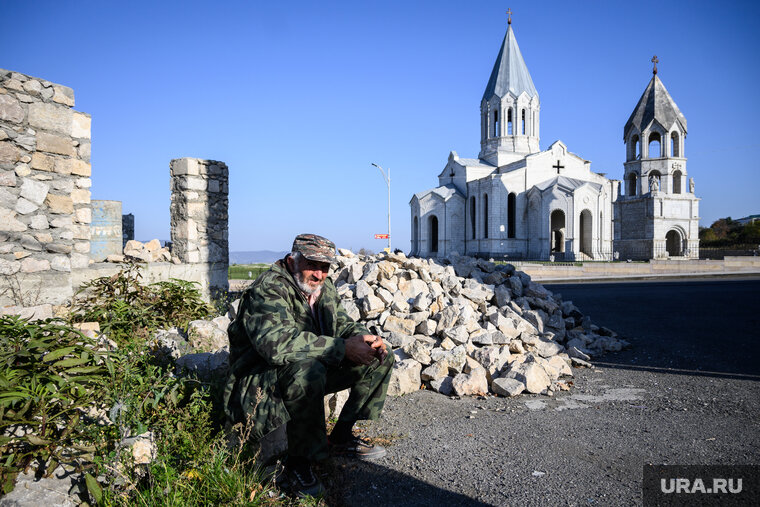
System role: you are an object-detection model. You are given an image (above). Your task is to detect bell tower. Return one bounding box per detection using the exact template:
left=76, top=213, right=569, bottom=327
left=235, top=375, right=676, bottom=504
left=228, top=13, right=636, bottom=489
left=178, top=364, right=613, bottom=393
left=615, top=57, right=699, bottom=259
left=479, top=11, right=540, bottom=166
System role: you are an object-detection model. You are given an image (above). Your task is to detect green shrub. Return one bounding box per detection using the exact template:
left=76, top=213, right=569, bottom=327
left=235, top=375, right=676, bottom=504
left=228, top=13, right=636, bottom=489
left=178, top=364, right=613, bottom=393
left=71, top=263, right=214, bottom=345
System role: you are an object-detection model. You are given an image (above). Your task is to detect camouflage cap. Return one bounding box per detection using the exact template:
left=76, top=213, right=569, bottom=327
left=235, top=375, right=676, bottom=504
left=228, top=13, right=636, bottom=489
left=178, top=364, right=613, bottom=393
left=291, top=234, right=336, bottom=264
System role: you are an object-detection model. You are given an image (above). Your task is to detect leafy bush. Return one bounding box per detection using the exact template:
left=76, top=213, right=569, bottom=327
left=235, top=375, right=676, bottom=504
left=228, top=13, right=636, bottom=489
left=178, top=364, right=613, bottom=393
left=71, top=263, right=213, bottom=345
left=0, top=316, right=115, bottom=493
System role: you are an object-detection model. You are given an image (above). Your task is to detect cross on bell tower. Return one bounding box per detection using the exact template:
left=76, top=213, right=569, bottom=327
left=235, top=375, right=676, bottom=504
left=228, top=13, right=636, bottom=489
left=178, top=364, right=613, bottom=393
left=651, top=55, right=659, bottom=75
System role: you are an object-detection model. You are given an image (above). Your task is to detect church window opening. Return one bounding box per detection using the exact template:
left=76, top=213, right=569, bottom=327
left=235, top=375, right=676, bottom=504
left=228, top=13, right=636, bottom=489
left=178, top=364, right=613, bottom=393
left=507, top=108, right=513, bottom=135
left=628, top=135, right=640, bottom=161
left=671, top=132, right=680, bottom=157
left=550, top=209, right=566, bottom=256
left=484, top=194, right=489, bottom=239
left=648, top=132, right=662, bottom=158
left=666, top=229, right=683, bottom=257
left=493, top=110, right=499, bottom=137
left=413, top=216, right=419, bottom=253
left=521, top=109, right=526, bottom=135
left=626, top=173, right=636, bottom=196
left=580, top=209, right=593, bottom=258
left=673, top=170, right=682, bottom=194
left=470, top=197, right=476, bottom=239
left=508, top=193, right=516, bottom=238
left=429, top=215, right=439, bottom=253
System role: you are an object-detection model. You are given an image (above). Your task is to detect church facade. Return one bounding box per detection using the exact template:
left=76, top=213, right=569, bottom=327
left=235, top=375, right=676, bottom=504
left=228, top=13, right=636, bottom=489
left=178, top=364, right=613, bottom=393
left=410, top=21, right=699, bottom=261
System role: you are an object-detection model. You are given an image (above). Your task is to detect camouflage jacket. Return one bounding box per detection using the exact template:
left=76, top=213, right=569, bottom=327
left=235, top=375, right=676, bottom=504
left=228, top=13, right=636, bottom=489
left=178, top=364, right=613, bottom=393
left=223, top=257, right=368, bottom=439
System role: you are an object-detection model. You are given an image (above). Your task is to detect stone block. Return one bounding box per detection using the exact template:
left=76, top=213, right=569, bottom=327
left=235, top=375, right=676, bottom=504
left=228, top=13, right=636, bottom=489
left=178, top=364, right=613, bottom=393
left=15, top=198, right=38, bottom=214
left=207, top=179, right=220, bottom=192
left=30, top=215, right=48, bottom=229
left=172, top=158, right=199, bottom=176
left=70, top=252, right=89, bottom=269
left=183, top=176, right=207, bottom=191
left=74, top=177, right=91, bottom=188
left=15, top=163, right=31, bottom=177
left=0, top=94, right=24, bottom=123
left=21, top=79, right=42, bottom=95
left=0, top=141, right=20, bottom=166
left=36, top=132, right=75, bottom=156
left=74, top=241, right=90, bottom=253
left=51, top=84, right=75, bottom=106
left=45, top=193, right=73, bottom=214
left=50, top=255, right=70, bottom=272
left=31, top=153, right=56, bottom=172
left=0, top=207, right=26, bottom=232
left=387, top=359, right=421, bottom=396
left=71, top=112, right=91, bottom=139
left=70, top=188, right=90, bottom=204
left=21, top=257, right=50, bottom=273
left=20, top=178, right=49, bottom=205
left=68, top=159, right=90, bottom=176
left=0, top=258, right=21, bottom=275
left=0, top=170, right=17, bottom=186
left=28, top=102, right=73, bottom=135
left=75, top=206, right=91, bottom=223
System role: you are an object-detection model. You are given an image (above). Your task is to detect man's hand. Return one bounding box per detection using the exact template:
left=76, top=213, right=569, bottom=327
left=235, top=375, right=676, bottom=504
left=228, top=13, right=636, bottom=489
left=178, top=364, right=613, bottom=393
left=368, top=335, right=388, bottom=362
left=345, top=335, right=387, bottom=365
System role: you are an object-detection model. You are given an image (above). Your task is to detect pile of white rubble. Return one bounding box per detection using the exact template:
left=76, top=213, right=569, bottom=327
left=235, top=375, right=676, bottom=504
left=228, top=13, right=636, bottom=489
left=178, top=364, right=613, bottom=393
left=105, top=239, right=174, bottom=263
left=330, top=250, right=628, bottom=398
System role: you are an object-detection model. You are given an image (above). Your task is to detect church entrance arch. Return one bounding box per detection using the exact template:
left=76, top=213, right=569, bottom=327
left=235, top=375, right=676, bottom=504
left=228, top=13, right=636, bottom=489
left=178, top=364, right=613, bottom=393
left=550, top=209, right=565, bottom=258
left=429, top=215, right=439, bottom=254
left=665, top=229, right=683, bottom=257
left=580, top=209, right=592, bottom=258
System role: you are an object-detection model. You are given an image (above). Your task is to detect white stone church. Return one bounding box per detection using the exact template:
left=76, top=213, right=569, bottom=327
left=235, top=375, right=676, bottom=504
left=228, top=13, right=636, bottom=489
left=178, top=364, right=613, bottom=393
left=410, top=20, right=699, bottom=261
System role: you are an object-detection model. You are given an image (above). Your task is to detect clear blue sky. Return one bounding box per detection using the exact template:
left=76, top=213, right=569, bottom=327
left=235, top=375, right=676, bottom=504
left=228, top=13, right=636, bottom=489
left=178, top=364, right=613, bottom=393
left=3, top=0, right=759, bottom=253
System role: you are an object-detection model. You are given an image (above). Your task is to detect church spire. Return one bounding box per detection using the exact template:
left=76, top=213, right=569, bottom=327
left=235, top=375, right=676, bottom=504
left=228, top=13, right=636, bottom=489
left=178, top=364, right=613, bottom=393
left=482, top=19, right=538, bottom=101
left=479, top=14, right=540, bottom=163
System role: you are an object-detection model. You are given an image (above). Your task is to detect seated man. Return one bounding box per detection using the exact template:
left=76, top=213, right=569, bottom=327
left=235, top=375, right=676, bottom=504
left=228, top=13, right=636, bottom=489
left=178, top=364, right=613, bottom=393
left=224, top=234, right=394, bottom=497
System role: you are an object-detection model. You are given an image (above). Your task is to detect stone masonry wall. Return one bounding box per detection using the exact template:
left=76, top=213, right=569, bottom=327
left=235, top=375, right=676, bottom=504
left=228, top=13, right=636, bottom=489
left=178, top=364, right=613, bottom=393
left=170, top=158, right=228, bottom=298
left=0, top=69, right=91, bottom=305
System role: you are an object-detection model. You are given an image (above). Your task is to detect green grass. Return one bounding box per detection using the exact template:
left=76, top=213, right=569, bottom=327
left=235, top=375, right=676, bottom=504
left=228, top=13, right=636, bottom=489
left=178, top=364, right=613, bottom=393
left=229, top=264, right=271, bottom=280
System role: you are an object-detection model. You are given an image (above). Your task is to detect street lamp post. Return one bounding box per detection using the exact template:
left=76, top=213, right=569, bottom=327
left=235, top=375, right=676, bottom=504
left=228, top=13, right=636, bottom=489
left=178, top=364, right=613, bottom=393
left=371, top=163, right=391, bottom=253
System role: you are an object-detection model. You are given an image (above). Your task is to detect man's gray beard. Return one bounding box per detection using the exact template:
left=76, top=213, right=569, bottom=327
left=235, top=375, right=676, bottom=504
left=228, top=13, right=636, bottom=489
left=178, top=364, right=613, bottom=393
left=294, top=270, right=322, bottom=296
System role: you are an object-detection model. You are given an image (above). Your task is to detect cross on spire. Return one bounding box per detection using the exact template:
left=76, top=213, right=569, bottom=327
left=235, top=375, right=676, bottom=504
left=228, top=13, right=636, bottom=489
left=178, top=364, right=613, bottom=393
left=553, top=160, right=565, bottom=174
left=651, top=55, right=659, bottom=75
left=507, top=8, right=512, bottom=25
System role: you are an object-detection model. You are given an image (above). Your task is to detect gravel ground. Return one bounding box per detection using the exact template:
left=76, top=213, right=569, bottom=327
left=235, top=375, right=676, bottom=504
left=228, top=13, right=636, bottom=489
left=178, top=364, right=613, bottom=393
left=327, top=279, right=760, bottom=506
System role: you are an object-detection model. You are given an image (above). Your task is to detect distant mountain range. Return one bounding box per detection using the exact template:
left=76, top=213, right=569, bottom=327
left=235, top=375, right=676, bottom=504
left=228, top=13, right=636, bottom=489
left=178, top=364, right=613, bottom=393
left=229, top=250, right=288, bottom=265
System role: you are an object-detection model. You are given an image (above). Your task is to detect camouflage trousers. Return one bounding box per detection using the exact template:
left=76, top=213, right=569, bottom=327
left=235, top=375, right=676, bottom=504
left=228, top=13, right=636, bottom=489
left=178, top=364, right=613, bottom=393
left=276, top=352, right=394, bottom=461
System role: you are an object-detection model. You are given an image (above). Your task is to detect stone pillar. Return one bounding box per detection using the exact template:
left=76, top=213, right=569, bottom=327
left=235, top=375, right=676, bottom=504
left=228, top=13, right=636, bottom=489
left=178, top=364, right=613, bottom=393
left=0, top=69, right=91, bottom=306
left=170, top=158, right=228, bottom=300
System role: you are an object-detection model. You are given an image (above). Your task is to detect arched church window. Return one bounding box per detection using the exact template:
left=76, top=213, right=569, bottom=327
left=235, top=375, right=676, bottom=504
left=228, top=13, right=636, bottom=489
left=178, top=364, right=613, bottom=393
left=470, top=197, right=476, bottom=240
left=521, top=109, right=526, bottom=135
left=507, top=108, right=513, bottom=135
left=484, top=194, right=489, bottom=239
left=673, top=170, right=682, bottom=194
left=429, top=216, right=439, bottom=253
left=626, top=173, right=637, bottom=196
left=493, top=110, right=499, bottom=137
left=508, top=193, right=516, bottom=238
left=413, top=216, right=419, bottom=253
left=629, top=135, right=640, bottom=161
left=648, top=132, right=662, bottom=158
left=671, top=132, right=680, bottom=157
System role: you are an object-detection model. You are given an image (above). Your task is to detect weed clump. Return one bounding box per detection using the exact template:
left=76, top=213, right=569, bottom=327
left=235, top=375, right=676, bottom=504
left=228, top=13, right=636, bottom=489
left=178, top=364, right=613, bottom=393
left=0, top=267, right=284, bottom=505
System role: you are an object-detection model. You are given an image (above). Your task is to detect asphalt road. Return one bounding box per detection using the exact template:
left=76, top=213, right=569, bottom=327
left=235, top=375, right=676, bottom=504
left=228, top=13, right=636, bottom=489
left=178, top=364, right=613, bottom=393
left=331, top=278, right=760, bottom=506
